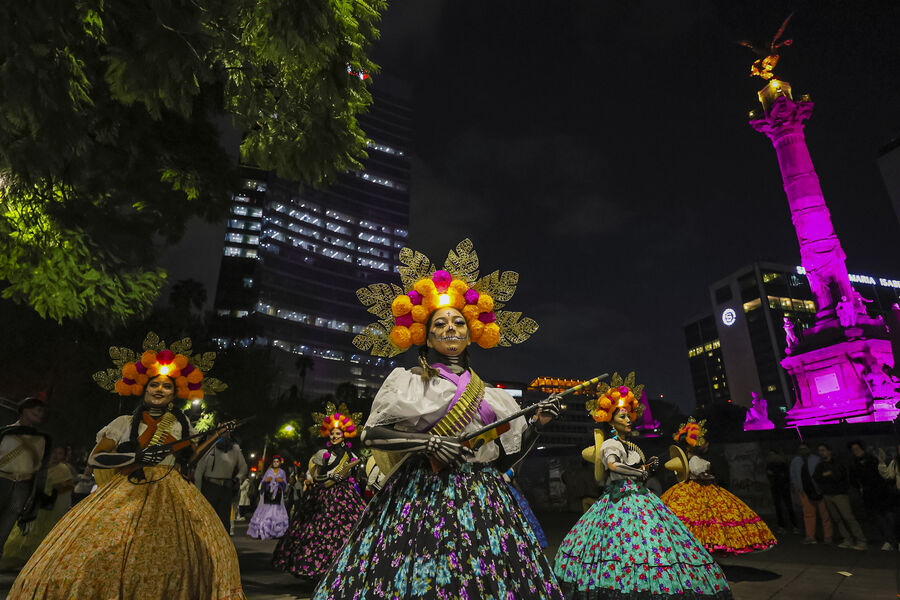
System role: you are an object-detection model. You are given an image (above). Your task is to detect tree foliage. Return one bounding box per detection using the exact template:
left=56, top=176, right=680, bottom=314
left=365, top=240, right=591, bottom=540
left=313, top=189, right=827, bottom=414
left=0, top=0, right=385, bottom=323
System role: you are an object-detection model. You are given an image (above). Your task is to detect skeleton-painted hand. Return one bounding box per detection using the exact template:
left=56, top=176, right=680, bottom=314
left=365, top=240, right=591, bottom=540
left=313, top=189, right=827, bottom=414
left=136, top=445, right=169, bottom=466
left=423, top=436, right=474, bottom=466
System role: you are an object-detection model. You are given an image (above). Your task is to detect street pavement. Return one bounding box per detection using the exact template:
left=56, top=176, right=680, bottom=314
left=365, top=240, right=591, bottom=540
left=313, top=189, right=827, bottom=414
left=2, top=512, right=898, bottom=599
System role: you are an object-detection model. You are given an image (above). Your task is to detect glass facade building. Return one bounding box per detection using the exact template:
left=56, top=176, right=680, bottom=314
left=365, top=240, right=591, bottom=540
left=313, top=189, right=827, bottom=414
left=212, top=85, right=412, bottom=398
left=685, top=261, right=900, bottom=412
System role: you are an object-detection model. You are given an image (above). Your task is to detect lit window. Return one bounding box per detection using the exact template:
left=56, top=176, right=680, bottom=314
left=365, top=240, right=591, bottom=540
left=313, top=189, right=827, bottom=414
left=224, top=246, right=241, bottom=257
left=249, top=207, right=263, bottom=218
left=242, top=277, right=254, bottom=289
left=326, top=209, right=354, bottom=224
left=232, top=205, right=248, bottom=216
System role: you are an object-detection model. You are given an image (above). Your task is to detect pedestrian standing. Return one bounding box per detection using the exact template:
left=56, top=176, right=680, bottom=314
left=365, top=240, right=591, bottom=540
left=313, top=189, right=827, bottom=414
left=813, top=443, right=866, bottom=550
left=238, top=477, right=252, bottom=519
left=765, top=449, right=799, bottom=533
left=0, top=397, right=52, bottom=548
left=194, top=432, right=248, bottom=534
left=790, top=442, right=833, bottom=544
left=247, top=455, right=289, bottom=540
left=849, top=440, right=898, bottom=551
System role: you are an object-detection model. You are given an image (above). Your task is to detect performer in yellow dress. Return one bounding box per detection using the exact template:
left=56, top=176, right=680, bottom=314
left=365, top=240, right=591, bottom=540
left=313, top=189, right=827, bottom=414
left=660, top=418, right=776, bottom=555
left=9, top=333, right=246, bottom=600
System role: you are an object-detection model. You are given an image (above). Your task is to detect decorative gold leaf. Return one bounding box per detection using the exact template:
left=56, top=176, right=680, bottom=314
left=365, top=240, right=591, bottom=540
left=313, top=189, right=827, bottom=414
left=495, top=311, right=539, bottom=347
left=191, top=352, right=217, bottom=372
left=336, top=402, right=351, bottom=416
left=351, top=411, right=364, bottom=426
left=108, top=346, right=136, bottom=368
left=169, top=337, right=193, bottom=356
left=597, top=381, right=610, bottom=395
left=356, top=283, right=405, bottom=320
left=311, top=412, right=326, bottom=427
left=352, top=324, right=403, bottom=357
left=201, top=377, right=228, bottom=395
left=624, top=372, right=636, bottom=390
left=92, top=368, right=121, bottom=391
left=585, top=398, right=597, bottom=412
left=443, top=238, right=479, bottom=284
left=632, top=384, right=645, bottom=400
left=397, top=246, right=434, bottom=290
left=325, top=401, right=337, bottom=417
left=610, top=372, right=623, bottom=387
left=473, top=270, right=519, bottom=310
left=142, top=331, right=165, bottom=352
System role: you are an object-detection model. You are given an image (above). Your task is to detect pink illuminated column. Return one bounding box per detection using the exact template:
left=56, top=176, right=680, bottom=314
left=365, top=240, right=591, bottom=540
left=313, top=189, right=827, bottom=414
left=750, top=83, right=854, bottom=320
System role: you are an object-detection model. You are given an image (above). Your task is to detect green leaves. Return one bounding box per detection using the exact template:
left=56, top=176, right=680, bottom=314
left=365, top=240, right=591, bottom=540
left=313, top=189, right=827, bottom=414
left=0, top=0, right=385, bottom=323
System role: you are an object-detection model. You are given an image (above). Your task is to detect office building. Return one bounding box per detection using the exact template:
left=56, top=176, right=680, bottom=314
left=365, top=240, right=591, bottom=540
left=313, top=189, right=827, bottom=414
left=212, top=82, right=412, bottom=398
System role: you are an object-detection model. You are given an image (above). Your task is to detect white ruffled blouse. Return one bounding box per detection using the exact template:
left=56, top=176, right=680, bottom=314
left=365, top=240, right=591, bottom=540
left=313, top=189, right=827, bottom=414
left=366, top=367, right=528, bottom=463
left=96, top=414, right=196, bottom=467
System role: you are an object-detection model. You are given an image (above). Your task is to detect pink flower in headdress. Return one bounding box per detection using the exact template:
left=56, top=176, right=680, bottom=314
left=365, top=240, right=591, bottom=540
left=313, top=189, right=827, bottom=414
left=396, top=313, right=413, bottom=327
left=432, top=270, right=452, bottom=292
left=478, top=311, right=496, bottom=324
left=464, top=289, right=480, bottom=304
left=408, top=290, right=423, bottom=305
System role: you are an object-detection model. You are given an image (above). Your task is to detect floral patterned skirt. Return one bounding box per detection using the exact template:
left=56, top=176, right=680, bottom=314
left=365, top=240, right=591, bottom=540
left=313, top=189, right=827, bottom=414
left=660, top=481, right=776, bottom=556
left=508, top=483, right=548, bottom=548
left=9, top=467, right=245, bottom=599
left=312, top=456, right=564, bottom=600
left=272, top=478, right=366, bottom=578
left=554, top=479, right=732, bottom=600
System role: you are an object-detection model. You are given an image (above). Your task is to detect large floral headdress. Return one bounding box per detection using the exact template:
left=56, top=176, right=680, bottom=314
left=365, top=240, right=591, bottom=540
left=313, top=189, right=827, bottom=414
left=353, top=239, right=539, bottom=356
left=674, top=417, right=708, bottom=448
left=310, top=402, right=364, bottom=449
left=92, top=332, right=227, bottom=401
left=585, top=372, right=644, bottom=423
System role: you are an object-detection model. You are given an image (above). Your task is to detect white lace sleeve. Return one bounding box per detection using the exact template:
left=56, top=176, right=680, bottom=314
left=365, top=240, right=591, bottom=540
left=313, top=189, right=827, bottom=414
left=601, top=439, right=626, bottom=468
left=366, top=368, right=432, bottom=431
left=483, top=386, right=526, bottom=455
left=96, top=415, right=132, bottom=445
left=689, top=455, right=711, bottom=476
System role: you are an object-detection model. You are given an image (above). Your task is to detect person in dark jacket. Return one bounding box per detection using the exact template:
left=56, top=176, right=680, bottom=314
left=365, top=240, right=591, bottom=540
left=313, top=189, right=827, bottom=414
left=849, top=440, right=898, bottom=551
left=765, top=449, right=799, bottom=533
left=813, top=443, right=866, bottom=550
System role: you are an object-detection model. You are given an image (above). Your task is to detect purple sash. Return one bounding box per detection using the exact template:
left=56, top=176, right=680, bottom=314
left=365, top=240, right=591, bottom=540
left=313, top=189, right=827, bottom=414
left=427, top=364, right=497, bottom=432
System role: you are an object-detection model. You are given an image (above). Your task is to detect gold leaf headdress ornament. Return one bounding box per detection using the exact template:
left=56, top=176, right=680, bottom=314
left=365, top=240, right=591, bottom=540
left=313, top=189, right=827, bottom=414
left=92, top=332, right=227, bottom=400
left=585, top=372, right=644, bottom=423
left=673, top=417, right=708, bottom=448
left=352, top=239, right=539, bottom=357
left=309, top=402, right=365, bottom=439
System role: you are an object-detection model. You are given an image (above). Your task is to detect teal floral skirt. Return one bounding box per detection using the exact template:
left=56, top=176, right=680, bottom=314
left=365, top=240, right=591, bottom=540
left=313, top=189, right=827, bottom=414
left=312, top=456, right=564, bottom=599
left=554, top=479, right=732, bottom=600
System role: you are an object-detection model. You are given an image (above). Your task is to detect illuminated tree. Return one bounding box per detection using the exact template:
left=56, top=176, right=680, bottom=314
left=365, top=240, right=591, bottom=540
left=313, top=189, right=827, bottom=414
left=0, top=0, right=385, bottom=323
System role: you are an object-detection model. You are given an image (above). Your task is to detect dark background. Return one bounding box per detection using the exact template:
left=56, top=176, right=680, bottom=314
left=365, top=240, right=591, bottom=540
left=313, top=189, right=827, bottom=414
left=368, top=0, right=900, bottom=411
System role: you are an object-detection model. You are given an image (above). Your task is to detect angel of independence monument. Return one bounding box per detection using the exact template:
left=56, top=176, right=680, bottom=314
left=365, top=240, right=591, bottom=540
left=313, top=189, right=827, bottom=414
left=747, top=42, right=900, bottom=425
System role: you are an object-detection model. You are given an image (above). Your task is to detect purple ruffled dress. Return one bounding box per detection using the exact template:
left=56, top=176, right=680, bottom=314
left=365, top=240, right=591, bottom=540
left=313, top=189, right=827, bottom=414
left=248, top=468, right=289, bottom=540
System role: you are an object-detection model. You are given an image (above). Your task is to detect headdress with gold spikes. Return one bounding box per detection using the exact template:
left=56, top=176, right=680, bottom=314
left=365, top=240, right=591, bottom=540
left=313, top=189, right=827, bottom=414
left=92, top=332, right=227, bottom=401
left=585, top=372, right=644, bottom=423
left=673, top=417, right=708, bottom=448
left=352, top=239, right=539, bottom=356
left=310, top=402, right=364, bottom=440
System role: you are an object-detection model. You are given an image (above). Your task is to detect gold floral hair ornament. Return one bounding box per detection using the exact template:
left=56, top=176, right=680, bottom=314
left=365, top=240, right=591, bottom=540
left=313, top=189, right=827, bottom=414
left=92, top=332, right=227, bottom=401
left=309, top=402, right=364, bottom=438
left=352, top=239, right=539, bottom=357
left=673, top=417, right=708, bottom=448
left=585, top=372, right=644, bottom=423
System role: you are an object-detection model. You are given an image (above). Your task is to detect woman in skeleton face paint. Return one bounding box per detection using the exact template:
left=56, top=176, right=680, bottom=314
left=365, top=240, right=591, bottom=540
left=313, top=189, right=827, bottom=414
left=311, top=240, right=565, bottom=600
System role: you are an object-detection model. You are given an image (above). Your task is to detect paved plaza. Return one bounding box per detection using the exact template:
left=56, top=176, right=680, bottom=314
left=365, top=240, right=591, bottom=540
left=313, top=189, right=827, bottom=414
left=2, top=510, right=896, bottom=599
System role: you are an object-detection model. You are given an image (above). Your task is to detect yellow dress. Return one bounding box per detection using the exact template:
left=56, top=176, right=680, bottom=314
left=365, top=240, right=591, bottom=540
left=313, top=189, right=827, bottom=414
left=0, top=463, right=73, bottom=570
left=9, top=414, right=245, bottom=600
left=660, top=455, right=776, bottom=555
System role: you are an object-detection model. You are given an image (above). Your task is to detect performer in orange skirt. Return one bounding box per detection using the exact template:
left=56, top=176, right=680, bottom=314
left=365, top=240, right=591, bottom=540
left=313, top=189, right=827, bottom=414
left=9, top=333, right=245, bottom=600
left=660, top=418, right=776, bottom=556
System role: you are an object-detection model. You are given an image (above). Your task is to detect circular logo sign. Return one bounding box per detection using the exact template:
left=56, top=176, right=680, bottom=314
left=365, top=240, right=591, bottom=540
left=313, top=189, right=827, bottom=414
left=722, top=308, right=737, bottom=327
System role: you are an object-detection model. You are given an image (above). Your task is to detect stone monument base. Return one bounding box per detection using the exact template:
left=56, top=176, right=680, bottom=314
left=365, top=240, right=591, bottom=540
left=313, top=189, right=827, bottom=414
left=782, top=338, right=899, bottom=426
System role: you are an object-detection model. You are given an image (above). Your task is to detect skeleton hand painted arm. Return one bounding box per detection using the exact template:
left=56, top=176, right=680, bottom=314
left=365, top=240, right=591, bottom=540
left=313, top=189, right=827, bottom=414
left=607, top=455, right=649, bottom=480
left=361, top=426, right=474, bottom=466
left=528, top=395, right=562, bottom=428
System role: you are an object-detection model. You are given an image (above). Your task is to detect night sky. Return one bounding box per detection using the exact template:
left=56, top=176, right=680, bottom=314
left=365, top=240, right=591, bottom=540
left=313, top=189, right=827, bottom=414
left=368, top=1, right=900, bottom=411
